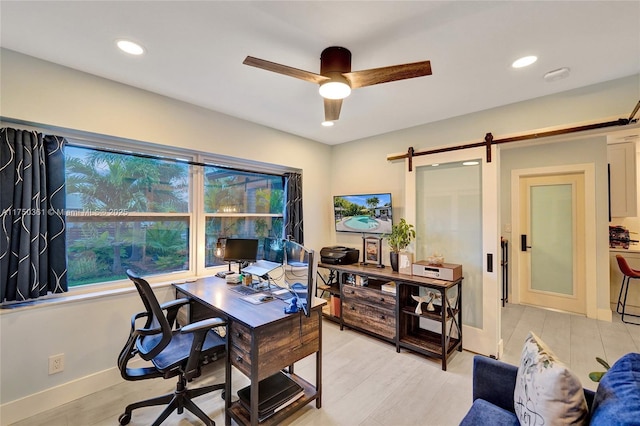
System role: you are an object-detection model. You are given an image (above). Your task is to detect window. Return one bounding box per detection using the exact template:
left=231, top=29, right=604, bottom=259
left=203, top=166, right=284, bottom=267
left=65, top=145, right=191, bottom=287
left=63, top=143, right=289, bottom=288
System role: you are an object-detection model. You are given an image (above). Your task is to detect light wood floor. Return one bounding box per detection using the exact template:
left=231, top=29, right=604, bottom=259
left=11, top=304, right=640, bottom=426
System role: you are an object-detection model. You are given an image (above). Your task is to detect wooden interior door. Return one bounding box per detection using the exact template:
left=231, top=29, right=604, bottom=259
left=518, top=173, right=586, bottom=314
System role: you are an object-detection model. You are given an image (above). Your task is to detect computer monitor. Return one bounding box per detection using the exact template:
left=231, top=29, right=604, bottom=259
left=223, top=238, right=259, bottom=266
left=263, top=237, right=284, bottom=264
left=283, top=239, right=318, bottom=317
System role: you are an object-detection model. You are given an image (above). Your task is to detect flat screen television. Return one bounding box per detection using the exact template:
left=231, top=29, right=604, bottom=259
left=334, top=193, right=393, bottom=234
left=223, top=238, right=259, bottom=264
left=283, top=240, right=318, bottom=317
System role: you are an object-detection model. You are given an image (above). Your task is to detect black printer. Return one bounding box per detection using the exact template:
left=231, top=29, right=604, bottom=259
left=320, top=246, right=360, bottom=265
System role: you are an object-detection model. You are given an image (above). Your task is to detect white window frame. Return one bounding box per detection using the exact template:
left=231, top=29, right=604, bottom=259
left=0, top=120, right=300, bottom=295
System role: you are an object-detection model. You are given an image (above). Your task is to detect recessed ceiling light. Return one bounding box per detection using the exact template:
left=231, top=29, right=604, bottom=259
left=321, top=121, right=334, bottom=127
left=463, top=161, right=479, bottom=166
left=431, top=164, right=440, bottom=167
left=512, top=55, right=537, bottom=68
left=116, top=39, right=145, bottom=56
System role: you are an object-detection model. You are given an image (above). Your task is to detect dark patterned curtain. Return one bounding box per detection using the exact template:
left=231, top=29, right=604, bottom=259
left=284, top=172, right=303, bottom=244
left=0, top=128, right=67, bottom=302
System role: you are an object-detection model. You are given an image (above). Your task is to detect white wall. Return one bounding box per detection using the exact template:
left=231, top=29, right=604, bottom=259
left=0, top=48, right=333, bottom=423
left=0, top=48, right=333, bottom=250
left=330, top=73, right=639, bottom=271
left=0, top=286, right=174, bottom=423
left=1, top=46, right=639, bottom=423
left=499, top=136, right=610, bottom=313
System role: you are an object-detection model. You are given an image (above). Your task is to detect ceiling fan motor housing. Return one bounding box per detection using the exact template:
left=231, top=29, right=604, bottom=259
left=320, top=46, right=352, bottom=76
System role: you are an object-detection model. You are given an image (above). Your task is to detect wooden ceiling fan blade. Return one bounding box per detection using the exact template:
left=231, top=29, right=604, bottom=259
left=324, top=98, right=342, bottom=121
left=243, top=56, right=329, bottom=84
left=345, top=60, right=432, bottom=89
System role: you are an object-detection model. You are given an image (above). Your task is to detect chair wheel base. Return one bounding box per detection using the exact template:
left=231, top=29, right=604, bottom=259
left=118, top=412, right=131, bottom=425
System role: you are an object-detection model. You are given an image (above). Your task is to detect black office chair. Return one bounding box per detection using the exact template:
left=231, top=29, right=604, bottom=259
left=118, top=270, right=227, bottom=426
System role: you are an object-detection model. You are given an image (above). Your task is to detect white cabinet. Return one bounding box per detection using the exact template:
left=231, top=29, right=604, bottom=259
left=608, top=142, right=637, bottom=217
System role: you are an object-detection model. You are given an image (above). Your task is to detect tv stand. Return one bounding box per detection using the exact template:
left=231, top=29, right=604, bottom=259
left=319, top=263, right=462, bottom=370
left=358, top=262, right=385, bottom=268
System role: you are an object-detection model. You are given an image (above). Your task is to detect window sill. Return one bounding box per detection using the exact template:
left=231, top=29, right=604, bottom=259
left=0, top=272, right=219, bottom=314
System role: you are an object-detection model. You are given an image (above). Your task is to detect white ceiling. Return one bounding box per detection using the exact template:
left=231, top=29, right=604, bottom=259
left=1, top=1, right=639, bottom=145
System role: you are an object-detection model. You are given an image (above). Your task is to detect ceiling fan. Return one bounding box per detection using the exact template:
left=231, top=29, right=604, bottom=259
left=243, top=46, right=432, bottom=122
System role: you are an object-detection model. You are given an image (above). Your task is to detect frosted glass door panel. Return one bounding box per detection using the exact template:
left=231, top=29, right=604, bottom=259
left=416, top=162, right=482, bottom=328
left=530, top=184, right=573, bottom=295
left=518, top=172, right=585, bottom=315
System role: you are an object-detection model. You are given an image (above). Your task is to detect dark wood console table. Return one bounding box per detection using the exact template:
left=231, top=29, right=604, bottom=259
left=174, top=277, right=325, bottom=425
left=318, top=263, right=462, bottom=370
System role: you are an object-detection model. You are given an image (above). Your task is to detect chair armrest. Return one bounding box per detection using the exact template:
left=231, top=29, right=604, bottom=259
left=181, top=317, right=227, bottom=381
left=160, top=298, right=190, bottom=311
left=160, top=298, right=190, bottom=329
left=181, top=317, right=227, bottom=333
left=130, top=312, right=163, bottom=337
left=472, top=355, right=518, bottom=413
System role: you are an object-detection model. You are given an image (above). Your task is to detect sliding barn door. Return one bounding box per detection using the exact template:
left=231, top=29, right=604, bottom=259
left=405, top=146, right=501, bottom=357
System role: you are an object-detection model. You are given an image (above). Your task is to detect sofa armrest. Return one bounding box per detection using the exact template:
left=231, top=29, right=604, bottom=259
left=472, top=355, right=518, bottom=414
left=584, top=388, right=595, bottom=412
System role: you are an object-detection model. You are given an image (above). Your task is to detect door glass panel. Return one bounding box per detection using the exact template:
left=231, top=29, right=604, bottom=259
left=530, top=184, right=573, bottom=295
left=416, top=162, right=482, bottom=328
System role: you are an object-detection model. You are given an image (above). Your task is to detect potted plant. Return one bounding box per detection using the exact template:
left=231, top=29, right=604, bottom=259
left=589, top=357, right=611, bottom=382
left=386, top=218, right=416, bottom=272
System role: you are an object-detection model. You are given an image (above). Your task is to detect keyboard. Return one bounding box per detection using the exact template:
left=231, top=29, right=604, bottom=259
left=230, top=285, right=257, bottom=295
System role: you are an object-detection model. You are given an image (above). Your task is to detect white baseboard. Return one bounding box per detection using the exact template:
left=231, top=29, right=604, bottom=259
left=0, top=367, right=124, bottom=426
left=609, top=302, right=640, bottom=320
left=598, top=307, right=613, bottom=322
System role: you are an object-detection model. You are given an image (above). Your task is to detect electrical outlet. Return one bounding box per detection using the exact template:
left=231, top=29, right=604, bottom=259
left=48, top=353, right=64, bottom=375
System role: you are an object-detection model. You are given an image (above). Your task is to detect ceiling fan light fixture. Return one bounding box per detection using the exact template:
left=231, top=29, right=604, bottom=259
left=321, top=120, right=334, bottom=127
left=319, top=80, right=351, bottom=100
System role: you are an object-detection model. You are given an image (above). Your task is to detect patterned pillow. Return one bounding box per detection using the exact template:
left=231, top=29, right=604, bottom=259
left=513, top=332, right=588, bottom=425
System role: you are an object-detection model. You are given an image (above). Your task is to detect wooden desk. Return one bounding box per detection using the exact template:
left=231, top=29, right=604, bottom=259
left=174, top=277, right=325, bottom=426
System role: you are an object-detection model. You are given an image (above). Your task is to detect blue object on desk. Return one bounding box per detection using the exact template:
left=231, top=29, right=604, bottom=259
left=284, top=297, right=299, bottom=314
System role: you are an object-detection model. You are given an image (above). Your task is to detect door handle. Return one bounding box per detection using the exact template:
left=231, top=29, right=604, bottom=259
left=521, top=234, right=532, bottom=252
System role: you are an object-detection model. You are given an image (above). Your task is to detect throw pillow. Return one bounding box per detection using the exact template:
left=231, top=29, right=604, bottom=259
left=513, top=332, right=588, bottom=425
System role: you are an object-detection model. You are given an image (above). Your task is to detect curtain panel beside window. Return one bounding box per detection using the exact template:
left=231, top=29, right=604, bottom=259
left=0, top=128, right=68, bottom=302
left=284, top=172, right=304, bottom=244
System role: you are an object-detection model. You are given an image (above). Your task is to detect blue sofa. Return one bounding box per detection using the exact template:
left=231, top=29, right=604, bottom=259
left=460, top=353, right=640, bottom=425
